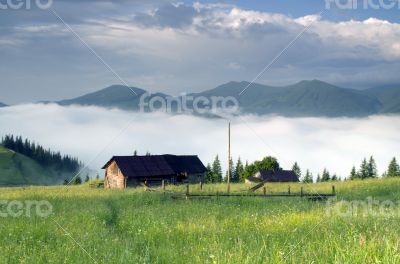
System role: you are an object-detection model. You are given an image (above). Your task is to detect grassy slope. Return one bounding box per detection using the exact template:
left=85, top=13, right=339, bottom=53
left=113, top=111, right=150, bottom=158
left=0, top=178, right=400, bottom=263
left=0, top=146, right=54, bottom=186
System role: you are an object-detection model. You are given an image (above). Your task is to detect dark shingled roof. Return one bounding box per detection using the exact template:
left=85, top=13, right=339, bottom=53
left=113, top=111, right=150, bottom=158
left=102, top=155, right=206, bottom=178
left=258, top=170, right=300, bottom=182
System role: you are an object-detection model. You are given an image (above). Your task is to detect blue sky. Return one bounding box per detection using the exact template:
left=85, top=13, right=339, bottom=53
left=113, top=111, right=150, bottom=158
left=1, top=0, right=400, bottom=103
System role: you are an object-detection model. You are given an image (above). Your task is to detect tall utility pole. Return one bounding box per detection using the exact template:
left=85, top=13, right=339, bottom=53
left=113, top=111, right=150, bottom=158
left=227, top=122, right=231, bottom=193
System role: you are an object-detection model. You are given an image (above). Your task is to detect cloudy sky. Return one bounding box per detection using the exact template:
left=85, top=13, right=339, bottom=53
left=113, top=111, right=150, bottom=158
left=1, top=0, right=400, bottom=104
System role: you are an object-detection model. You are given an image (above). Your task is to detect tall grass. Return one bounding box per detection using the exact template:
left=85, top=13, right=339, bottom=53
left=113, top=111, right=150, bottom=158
left=0, top=178, right=400, bottom=263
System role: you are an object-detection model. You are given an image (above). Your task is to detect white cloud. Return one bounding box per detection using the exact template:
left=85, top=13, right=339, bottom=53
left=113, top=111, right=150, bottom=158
left=0, top=104, right=399, bottom=180
left=65, top=4, right=400, bottom=89
left=78, top=5, right=400, bottom=60
left=15, top=25, right=62, bottom=33
left=2, top=3, right=400, bottom=102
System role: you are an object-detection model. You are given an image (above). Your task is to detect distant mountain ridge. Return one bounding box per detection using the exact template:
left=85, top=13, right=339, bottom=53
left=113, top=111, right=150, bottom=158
left=365, top=85, right=400, bottom=113
left=58, top=85, right=148, bottom=110
left=55, top=80, right=400, bottom=117
left=0, top=102, right=7, bottom=107
left=191, top=80, right=383, bottom=117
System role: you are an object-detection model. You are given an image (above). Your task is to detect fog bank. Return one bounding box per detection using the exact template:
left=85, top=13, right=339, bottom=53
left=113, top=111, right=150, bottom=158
left=1, top=104, right=399, bottom=179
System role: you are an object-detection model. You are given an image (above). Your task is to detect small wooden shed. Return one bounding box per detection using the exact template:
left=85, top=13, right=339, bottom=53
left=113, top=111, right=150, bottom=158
left=246, top=169, right=300, bottom=184
left=102, top=154, right=206, bottom=189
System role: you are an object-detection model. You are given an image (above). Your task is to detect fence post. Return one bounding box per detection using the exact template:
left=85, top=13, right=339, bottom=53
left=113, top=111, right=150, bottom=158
left=288, top=186, right=291, bottom=195
left=186, top=184, right=189, bottom=196
left=162, top=180, right=165, bottom=191
left=301, top=187, right=304, bottom=198
left=263, top=186, right=266, bottom=196
left=200, top=181, right=203, bottom=191
left=332, top=185, right=336, bottom=195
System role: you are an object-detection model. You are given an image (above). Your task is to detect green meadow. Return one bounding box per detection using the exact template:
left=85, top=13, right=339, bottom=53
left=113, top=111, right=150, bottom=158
left=1, top=178, right=400, bottom=263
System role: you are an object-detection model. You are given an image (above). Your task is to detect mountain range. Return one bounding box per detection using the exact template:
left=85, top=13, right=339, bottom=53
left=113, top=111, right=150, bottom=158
left=55, top=80, right=400, bottom=117
left=0, top=102, right=7, bottom=107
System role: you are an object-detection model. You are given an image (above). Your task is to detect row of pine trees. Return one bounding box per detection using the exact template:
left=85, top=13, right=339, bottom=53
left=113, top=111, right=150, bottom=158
left=295, top=156, right=400, bottom=183
left=1, top=135, right=82, bottom=173
left=204, top=155, right=400, bottom=184
left=348, top=156, right=400, bottom=179
left=204, top=156, right=280, bottom=183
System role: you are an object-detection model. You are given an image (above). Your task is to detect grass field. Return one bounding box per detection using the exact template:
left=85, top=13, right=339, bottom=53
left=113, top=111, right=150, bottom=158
left=1, top=178, right=400, bottom=263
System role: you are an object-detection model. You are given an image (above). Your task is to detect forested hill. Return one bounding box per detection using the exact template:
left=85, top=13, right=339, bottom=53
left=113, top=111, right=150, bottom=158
left=0, top=135, right=83, bottom=186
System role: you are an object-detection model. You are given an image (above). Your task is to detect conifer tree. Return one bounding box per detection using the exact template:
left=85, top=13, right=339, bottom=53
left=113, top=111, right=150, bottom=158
left=85, top=174, right=90, bottom=183
left=239, top=161, right=250, bottom=182
left=367, top=156, right=377, bottom=178
left=331, top=174, right=338, bottom=181
left=234, top=157, right=244, bottom=183
left=302, top=169, right=313, bottom=183
left=74, top=176, right=82, bottom=185
left=212, top=155, right=223, bottom=183
left=358, top=158, right=369, bottom=179
left=387, top=157, right=400, bottom=177
left=205, top=164, right=213, bottom=183
left=316, top=174, right=321, bottom=182
left=350, top=166, right=358, bottom=180
left=321, top=168, right=330, bottom=182
left=292, top=162, right=301, bottom=178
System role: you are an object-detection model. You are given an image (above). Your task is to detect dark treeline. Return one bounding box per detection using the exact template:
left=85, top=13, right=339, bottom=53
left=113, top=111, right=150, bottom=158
left=1, top=135, right=82, bottom=173
left=290, top=161, right=339, bottom=183
left=349, top=156, right=378, bottom=180
left=205, top=154, right=400, bottom=184
left=205, top=155, right=280, bottom=184
left=351, top=156, right=400, bottom=179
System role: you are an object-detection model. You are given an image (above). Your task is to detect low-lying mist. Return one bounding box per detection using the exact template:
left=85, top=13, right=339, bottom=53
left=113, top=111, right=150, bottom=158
left=1, top=103, right=399, bottom=179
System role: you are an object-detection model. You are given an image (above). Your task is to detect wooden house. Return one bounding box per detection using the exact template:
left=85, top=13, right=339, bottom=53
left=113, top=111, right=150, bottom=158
left=102, top=154, right=206, bottom=189
left=245, top=169, right=299, bottom=184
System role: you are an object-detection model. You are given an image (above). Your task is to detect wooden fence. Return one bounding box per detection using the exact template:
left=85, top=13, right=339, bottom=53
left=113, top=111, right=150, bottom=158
left=156, top=181, right=337, bottom=200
